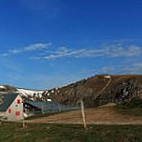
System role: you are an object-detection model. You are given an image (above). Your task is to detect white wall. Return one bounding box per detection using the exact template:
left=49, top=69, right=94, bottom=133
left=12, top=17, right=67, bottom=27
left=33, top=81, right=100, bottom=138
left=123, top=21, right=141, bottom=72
left=5, top=95, right=24, bottom=121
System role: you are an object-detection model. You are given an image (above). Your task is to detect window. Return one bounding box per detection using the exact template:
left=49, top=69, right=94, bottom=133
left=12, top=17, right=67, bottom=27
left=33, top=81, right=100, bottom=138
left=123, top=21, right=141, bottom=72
left=15, top=111, right=20, bottom=116
left=8, top=108, right=11, bottom=113
left=17, top=99, right=21, bottom=104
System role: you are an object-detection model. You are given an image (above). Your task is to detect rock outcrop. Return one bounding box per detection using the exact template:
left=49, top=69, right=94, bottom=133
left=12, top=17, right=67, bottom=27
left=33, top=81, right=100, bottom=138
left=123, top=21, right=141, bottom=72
left=42, top=75, right=142, bottom=107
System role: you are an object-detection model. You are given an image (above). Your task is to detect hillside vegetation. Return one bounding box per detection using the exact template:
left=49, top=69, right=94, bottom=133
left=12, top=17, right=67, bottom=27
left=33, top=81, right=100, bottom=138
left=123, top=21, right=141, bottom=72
left=115, top=97, right=142, bottom=116
left=43, top=75, right=142, bottom=107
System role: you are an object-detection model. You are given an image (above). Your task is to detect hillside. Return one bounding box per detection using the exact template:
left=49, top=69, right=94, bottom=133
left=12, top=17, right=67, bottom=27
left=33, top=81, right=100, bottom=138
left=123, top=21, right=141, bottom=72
left=0, top=86, right=44, bottom=105
left=1, top=74, right=142, bottom=108
left=0, top=85, right=17, bottom=105
left=43, top=75, right=142, bottom=107
left=0, top=85, right=16, bottom=92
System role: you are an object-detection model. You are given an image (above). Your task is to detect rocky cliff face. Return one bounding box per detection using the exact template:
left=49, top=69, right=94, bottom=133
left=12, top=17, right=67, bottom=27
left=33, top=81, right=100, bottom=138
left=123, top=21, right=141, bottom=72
left=42, top=75, right=142, bottom=107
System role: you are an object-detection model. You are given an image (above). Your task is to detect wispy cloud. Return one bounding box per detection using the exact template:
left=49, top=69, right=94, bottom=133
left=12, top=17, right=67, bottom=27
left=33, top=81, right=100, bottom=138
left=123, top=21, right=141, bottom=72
left=75, top=45, right=141, bottom=58
left=32, top=44, right=142, bottom=60
left=1, top=42, right=142, bottom=60
left=119, top=62, right=142, bottom=74
left=43, top=47, right=86, bottom=60
left=24, top=43, right=51, bottom=51
left=1, top=43, right=51, bottom=57
left=85, top=62, right=142, bottom=75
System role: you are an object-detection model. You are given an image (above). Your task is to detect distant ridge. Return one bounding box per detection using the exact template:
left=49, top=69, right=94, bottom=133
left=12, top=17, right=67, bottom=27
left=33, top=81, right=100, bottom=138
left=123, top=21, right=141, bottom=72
left=0, top=74, right=142, bottom=107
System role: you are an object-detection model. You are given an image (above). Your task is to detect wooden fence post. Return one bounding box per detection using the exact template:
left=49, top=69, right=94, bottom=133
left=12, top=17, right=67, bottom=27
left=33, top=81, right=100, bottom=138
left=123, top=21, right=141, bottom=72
left=80, top=100, right=87, bottom=129
left=23, top=119, right=25, bottom=128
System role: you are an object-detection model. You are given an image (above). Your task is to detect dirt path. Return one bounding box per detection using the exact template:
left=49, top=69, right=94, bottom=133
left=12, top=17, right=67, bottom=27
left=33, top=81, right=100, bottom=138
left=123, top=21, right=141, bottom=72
left=26, top=107, right=142, bottom=125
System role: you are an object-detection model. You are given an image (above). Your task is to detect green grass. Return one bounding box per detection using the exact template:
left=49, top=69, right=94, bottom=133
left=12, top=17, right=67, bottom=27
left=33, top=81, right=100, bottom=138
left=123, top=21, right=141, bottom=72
left=115, top=97, right=142, bottom=116
left=0, top=122, right=142, bottom=142
left=115, top=106, right=142, bottom=116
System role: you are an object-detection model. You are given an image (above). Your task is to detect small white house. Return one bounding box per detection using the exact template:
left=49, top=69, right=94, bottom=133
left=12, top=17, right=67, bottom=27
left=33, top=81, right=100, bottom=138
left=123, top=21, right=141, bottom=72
left=0, top=93, right=23, bottom=121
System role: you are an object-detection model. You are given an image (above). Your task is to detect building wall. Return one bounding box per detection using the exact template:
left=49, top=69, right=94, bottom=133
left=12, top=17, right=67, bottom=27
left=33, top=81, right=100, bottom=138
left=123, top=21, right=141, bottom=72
left=5, top=95, right=23, bottom=121
left=24, top=104, right=41, bottom=117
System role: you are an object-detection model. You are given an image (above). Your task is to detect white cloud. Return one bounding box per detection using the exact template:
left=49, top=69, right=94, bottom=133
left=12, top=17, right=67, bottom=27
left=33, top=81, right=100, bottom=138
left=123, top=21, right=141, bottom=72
left=24, top=43, right=52, bottom=51
left=0, top=43, right=51, bottom=57
left=75, top=48, right=109, bottom=58
left=32, top=44, right=142, bottom=60
left=83, top=61, right=142, bottom=75
left=9, top=49, right=22, bottom=54
left=1, top=42, right=142, bottom=60
left=110, top=46, right=141, bottom=57
left=43, top=47, right=86, bottom=59
left=99, top=62, right=142, bottom=74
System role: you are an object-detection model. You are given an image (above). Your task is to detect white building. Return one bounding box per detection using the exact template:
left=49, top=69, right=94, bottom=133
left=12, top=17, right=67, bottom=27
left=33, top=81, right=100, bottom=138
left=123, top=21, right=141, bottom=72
left=0, top=93, right=23, bottom=121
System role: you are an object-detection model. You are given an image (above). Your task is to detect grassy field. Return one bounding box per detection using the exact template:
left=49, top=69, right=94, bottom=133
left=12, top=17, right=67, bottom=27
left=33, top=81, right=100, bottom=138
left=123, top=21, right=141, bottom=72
left=0, top=123, right=142, bottom=142
left=115, top=106, right=142, bottom=116
left=115, top=97, right=142, bottom=116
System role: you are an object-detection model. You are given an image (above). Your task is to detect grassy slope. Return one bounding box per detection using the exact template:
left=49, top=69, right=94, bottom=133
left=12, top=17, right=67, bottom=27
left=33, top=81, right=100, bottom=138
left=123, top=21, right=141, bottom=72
left=114, top=97, right=142, bottom=116
left=26, top=105, right=142, bottom=125
left=115, top=106, right=142, bottom=116
left=0, top=123, right=142, bottom=142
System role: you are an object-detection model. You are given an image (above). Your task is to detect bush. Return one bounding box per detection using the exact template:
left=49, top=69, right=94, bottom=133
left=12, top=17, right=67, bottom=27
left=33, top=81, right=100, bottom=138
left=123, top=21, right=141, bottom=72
left=121, top=97, right=142, bottom=108
left=115, top=97, right=142, bottom=116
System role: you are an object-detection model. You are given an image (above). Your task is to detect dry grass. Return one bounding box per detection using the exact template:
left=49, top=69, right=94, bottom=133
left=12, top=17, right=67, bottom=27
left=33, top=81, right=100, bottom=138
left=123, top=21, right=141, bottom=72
left=26, top=106, right=142, bottom=125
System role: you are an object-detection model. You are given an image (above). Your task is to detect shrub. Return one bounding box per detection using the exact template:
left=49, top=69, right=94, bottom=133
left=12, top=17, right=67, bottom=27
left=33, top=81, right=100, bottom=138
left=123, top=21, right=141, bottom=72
left=121, top=97, right=142, bottom=108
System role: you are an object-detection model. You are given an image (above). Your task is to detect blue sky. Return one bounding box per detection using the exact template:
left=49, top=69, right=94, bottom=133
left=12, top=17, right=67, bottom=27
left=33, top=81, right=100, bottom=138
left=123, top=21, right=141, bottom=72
left=0, top=0, right=142, bottom=89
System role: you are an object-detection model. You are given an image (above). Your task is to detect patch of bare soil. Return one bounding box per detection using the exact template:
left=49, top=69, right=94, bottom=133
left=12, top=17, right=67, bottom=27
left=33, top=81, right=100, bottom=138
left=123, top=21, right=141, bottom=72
left=26, top=107, right=142, bottom=125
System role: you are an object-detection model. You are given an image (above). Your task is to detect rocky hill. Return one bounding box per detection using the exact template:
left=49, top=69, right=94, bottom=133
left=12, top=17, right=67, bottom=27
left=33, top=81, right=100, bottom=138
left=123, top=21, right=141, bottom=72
left=42, top=75, right=142, bottom=107
left=0, top=85, right=16, bottom=92
left=0, top=75, right=142, bottom=108
left=0, top=86, right=44, bottom=105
